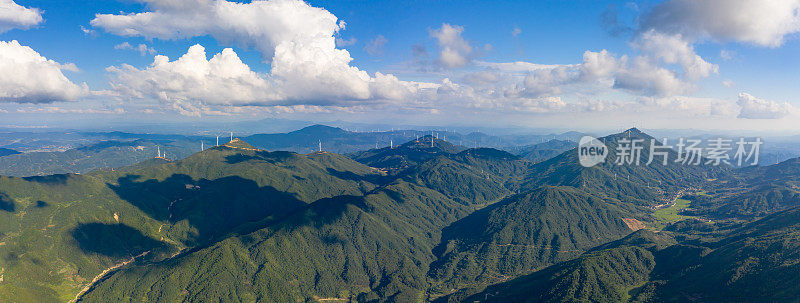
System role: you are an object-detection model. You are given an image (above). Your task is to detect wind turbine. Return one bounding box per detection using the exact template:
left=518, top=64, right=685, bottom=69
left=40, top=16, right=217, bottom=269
left=201, top=141, right=204, bottom=151
left=318, top=140, right=322, bottom=152
left=216, top=135, right=219, bottom=146
left=390, top=139, right=393, bottom=149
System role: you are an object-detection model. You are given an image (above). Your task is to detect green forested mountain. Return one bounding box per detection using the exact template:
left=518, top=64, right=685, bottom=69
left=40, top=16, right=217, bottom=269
left=681, top=157, right=800, bottom=220
left=351, top=136, right=466, bottom=174
left=427, top=186, right=645, bottom=295
left=77, top=180, right=471, bottom=302
left=402, top=148, right=531, bottom=205
left=3, top=129, right=800, bottom=303
left=525, top=128, right=725, bottom=206
left=449, top=206, right=800, bottom=303
left=0, top=139, right=384, bottom=301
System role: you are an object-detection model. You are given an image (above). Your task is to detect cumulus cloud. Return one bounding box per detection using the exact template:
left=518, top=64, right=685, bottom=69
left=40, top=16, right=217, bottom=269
left=0, top=40, right=88, bottom=103
left=91, top=0, right=432, bottom=114
left=107, top=45, right=277, bottom=108
left=0, top=0, right=42, bottom=33
left=430, top=23, right=473, bottom=68
left=93, top=0, right=428, bottom=114
left=737, top=92, right=794, bottom=119
left=92, top=0, right=340, bottom=58
left=633, top=30, right=717, bottom=80
left=640, top=0, right=800, bottom=47
left=114, top=42, right=157, bottom=56
left=107, top=44, right=427, bottom=115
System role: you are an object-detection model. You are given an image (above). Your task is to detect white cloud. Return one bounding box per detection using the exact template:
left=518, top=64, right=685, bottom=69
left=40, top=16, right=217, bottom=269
left=722, top=79, right=735, bottom=87
left=107, top=44, right=428, bottom=115
left=91, top=0, right=341, bottom=59
left=613, top=56, right=690, bottom=96
left=16, top=106, right=125, bottom=114
left=94, top=0, right=425, bottom=114
left=638, top=96, right=738, bottom=117
left=720, top=49, right=734, bottom=60
left=114, top=42, right=157, bottom=56
left=632, top=30, right=717, bottom=80
left=511, top=27, right=521, bottom=37
left=80, top=25, right=97, bottom=36
left=641, top=0, right=800, bottom=47
left=363, top=35, right=387, bottom=56
left=335, top=37, right=356, bottom=47
left=737, top=92, right=794, bottom=119
left=107, top=45, right=277, bottom=108
left=0, top=0, right=42, bottom=33
left=430, top=23, right=473, bottom=68
left=0, top=40, right=88, bottom=103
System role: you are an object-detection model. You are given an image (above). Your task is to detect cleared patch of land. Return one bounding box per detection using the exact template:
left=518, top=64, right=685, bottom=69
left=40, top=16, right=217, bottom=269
left=652, top=198, right=692, bottom=228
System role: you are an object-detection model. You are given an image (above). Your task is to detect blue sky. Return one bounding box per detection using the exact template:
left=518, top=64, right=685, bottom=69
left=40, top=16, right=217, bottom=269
left=1, top=0, right=800, bottom=132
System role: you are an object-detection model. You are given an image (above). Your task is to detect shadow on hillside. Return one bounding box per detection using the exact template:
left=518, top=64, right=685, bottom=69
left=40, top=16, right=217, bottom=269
left=0, top=192, right=15, bottom=212
left=22, top=174, right=71, bottom=185
left=72, top=223, right=165, bottom=258
left=224, top=150, right=295, bottom=165
left=108, top=174, right=308, bottom=246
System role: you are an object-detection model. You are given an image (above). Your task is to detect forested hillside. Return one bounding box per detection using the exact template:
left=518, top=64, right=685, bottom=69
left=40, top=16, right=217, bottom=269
left=1, top=129, right=799, bottom=303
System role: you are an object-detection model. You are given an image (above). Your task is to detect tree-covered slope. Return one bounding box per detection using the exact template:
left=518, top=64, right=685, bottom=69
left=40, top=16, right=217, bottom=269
left=428, top=186, right=645, bottom=295
left=452, top=207, right=800, bottom=303
left=352, top=136, right=466, bottom=174
left=444, top=230, right=675, bottom=303
left=77, top=181, right=472, bottom=302
left=525, top=128, right=724, bottom=206
left=685, top=157, right=800, bottom=219
left=651, top=206, right=800, bottom=302
left=402, top=148, right=532, bottom=206
left=0, top=140, right=385, bottom=302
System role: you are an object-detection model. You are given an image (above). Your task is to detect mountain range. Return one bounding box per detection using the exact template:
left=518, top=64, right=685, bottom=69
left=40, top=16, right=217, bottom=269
left=0, top=128, right=798, bottom=302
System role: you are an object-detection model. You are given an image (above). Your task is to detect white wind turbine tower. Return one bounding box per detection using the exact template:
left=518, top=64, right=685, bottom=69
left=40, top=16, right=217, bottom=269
left=390, top=138, right=393, bottom=149
left=230, top=131, right=233, bottom=142
left=201, top=141, right=204, bottom=151
left=216, top=135, right=219, bottom=146
left=318, top=140, right=322, bottom=152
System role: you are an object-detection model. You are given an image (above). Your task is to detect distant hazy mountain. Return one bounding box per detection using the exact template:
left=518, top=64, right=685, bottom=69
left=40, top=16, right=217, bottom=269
left=0, top=139, right=198, bottom=177
left=509, top=139, right=576, bottom=163
left=0, top=148, right=19, bottom=157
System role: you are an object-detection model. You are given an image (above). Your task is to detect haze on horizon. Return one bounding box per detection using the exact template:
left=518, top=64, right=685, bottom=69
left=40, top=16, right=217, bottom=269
left=1, top=0, right=800, bottom=132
